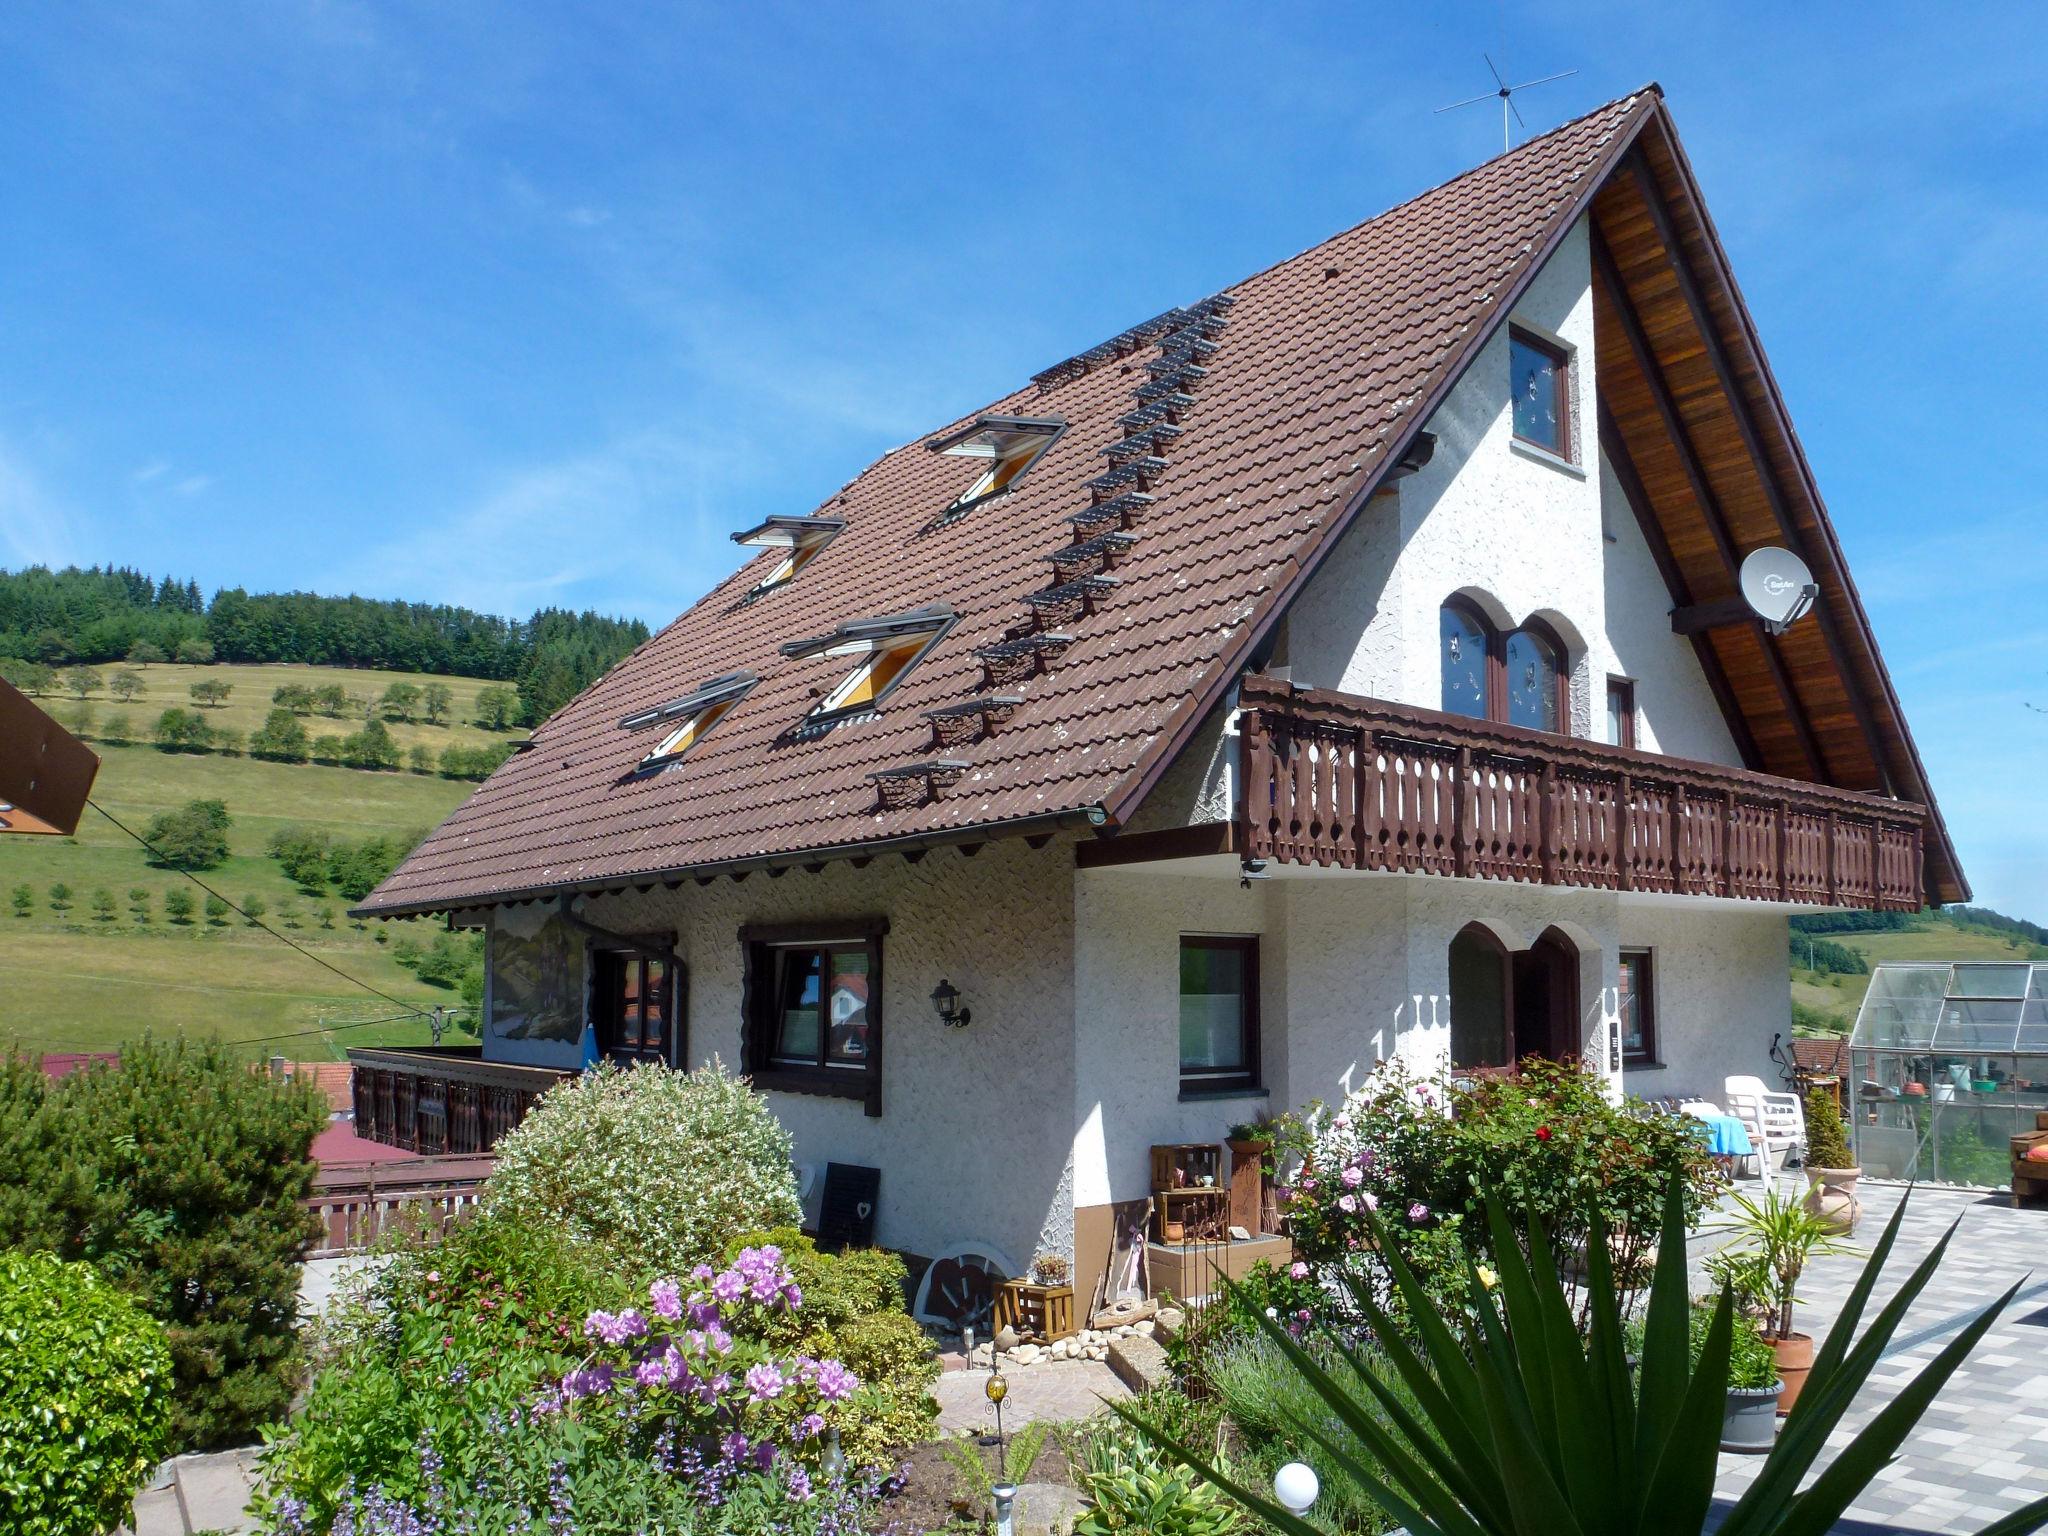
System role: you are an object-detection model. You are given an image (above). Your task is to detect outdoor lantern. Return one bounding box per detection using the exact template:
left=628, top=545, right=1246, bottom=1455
left=821, top=1426, right=845, bottom=1479
left=1274, top=1462, right=1319, bottom=1514
left=932, top=978, right=972, bottom=1029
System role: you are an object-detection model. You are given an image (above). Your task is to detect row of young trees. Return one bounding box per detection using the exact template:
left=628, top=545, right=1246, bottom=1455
left=9, top=881, right=339, bottom=929
left=0, top=563, right=648, bottom=724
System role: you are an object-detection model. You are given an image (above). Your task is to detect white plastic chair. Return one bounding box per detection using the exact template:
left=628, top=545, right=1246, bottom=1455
left=1727, top=1074, right=1807, bottom=1166
left=1721, top=1094, right=1777, bottom=1185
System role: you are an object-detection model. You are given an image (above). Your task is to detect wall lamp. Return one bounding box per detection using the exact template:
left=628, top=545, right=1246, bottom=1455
left=1239, top=856, right=1271, bottom=889
left=932, top=979, right=973, bottom=1030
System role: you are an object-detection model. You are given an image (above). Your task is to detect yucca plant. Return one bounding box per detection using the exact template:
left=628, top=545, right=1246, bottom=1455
left=1120, top=1180, right=2048, bottom=1536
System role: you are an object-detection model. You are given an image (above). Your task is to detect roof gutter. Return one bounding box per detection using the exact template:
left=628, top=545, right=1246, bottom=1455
left=1101, top=89, right=1665, bottom=830
left=352, top=803, right=1110, bottom=922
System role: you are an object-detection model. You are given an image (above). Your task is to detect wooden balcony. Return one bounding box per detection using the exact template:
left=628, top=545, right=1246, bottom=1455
left=347, top=1046, right=570, bottom=1156
left=1237, top=677, right=1927, bottom=911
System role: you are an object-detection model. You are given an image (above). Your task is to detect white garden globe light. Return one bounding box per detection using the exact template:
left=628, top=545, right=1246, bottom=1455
left=1274, top=1461, right=1319, bottom=1514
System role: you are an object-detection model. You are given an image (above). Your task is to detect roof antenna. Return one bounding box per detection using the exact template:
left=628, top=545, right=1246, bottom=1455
left=1435, top=53, right=1578, bottom=154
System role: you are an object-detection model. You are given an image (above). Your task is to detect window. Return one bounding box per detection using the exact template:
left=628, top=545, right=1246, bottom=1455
left=782, top=604, right=955, bottom=724
left=619, top=671, right=757, bottom=769
left=742, top=919, right=886, bottom=1114
left=1449, top=925, right=1510, bottom=1069
left=1438, top=599, right=1570, bottom=734
left=1618, top=949, right=1656, bottom=1064
left=1606, top=676, right=1636, bottom=750
left=730, top=516, right=845, bottom=597
left=1509, top=327, right=1571, bottom=458
left=1179, top=936, right=1260, bottom=1093
left=593, top=943, right=679, bottom=1067
left=926, top=415, right=1064, bottom=518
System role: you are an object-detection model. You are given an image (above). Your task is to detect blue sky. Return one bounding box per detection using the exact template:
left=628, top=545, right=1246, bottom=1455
left=2, top=3, right=2042, bottom=919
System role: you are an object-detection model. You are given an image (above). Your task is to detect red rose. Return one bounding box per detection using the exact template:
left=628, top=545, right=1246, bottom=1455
left=1535, top=1125, right=1553, bottom=1141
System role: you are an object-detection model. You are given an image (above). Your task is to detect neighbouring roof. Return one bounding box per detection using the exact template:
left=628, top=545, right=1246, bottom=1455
left=362, top=85, right=1963, bottom=917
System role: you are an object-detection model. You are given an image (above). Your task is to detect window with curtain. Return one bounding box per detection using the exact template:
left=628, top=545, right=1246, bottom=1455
left=741, top=920, right=886, bottom=1115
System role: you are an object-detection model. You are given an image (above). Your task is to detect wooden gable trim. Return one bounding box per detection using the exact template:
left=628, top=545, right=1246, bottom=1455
left=1621, top=149, right=1896, bottom=796
left=1590, top=226, right=1828, bottom=783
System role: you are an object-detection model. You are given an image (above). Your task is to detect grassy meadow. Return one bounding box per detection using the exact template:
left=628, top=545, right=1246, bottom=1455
left=0, top=662, right=512, bottom=1059
left=1791, top=913, right=2048, bottom=1033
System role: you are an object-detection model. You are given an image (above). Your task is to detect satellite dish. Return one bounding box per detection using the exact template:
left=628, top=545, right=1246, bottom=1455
left=1739, top=547, right=1819, bottom=636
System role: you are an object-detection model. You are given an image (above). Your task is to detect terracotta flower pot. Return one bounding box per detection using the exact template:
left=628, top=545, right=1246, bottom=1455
left=1803, top=1165, right=1862, bottom=1236
left=1770, top=1332, right=1814, bottom=1414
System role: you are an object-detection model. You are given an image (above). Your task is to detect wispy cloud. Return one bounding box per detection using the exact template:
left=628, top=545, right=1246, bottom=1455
left=172, top=474, right=212, bottom=498
left=131, top=459, right=170, bottom=486
left=338, top=429, right=737, bottom=622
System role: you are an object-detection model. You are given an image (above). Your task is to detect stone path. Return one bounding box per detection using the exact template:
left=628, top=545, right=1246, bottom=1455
left=936, top=1358, right=1129, bottom=1435
left=124, top=1450, right=262, bottom=1536
left=1706, top=1177, right=2048, bottom=1534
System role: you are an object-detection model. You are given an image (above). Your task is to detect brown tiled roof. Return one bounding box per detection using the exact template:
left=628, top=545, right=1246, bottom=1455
left=1790, top=1035, right=1849, bottom=1076
left=362, top=90, right=1666, bottom=917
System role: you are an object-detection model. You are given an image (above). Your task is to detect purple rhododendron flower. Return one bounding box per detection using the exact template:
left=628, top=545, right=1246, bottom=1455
left=649, top=1279, right=683, bottom=1320
left=745, top=1362, right=785, bottom=1401
left=1407, top=1201, right=1430, bottom=1223
left=711, top=1270, right=746, bottom=1306
left=812, top=1359, right=859, bottom=1402
left=796, top=1412, right=827, bottom=1441
left=560, top=1364, right=614, bottom=1399
left=721, top=1432, right=751, bottom=1464
left=787, top=1467, right=813, bottom=1502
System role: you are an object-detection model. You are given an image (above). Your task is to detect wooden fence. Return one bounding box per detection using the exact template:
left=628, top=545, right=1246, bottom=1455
left=305, top=1154, right=494, bottom=1259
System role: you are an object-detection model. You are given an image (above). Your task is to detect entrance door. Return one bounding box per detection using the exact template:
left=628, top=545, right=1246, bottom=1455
left=1512, top=929, right=1581, bottom=1064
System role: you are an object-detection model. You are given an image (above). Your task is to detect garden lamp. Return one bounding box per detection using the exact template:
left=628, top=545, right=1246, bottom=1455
left=1274, top=1461, right=1319, bottom=1514
left=932, top=978, right=972, bottom=1029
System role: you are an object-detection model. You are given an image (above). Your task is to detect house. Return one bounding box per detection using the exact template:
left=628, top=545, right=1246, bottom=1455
left=350, top=86, right=1965, bottom=1312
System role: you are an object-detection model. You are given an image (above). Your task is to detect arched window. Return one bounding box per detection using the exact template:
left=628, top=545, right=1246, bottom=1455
left=1438, top=599, right=1570, bottom=734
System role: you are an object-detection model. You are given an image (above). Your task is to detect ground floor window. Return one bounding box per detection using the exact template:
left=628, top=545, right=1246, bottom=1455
left=1618, top=948, right=1656, bottom=1063
left=592, top=942, right=678, bottom=1067
left=1179, top=935, right=1260, bottom=1094
left=741, top=919, right=886, bottom=1115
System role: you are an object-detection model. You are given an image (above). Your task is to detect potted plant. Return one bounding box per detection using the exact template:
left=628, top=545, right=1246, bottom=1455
left=1696, top=1300, right=1783, bottom=1452
left=1712, top=1187, right=1855, bottom=1413
left=1226, top=1115, right=1279, bottom=1235
left=1801, top=1086, right=1861, bottom=1235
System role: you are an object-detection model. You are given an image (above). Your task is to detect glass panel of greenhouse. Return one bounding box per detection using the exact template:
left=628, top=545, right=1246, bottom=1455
left=1847, top=962, right=2048, bottom=1187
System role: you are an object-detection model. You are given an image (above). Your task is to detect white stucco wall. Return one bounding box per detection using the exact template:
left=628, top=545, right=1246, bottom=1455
left=1280, top=213, right=1741, bottom=767
left=569, top=839, right=1079, bottom=1270
left=1619, top=901, right=1790, bottom=1100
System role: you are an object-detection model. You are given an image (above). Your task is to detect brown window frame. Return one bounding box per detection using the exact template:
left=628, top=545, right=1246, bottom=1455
left=740, top=917, right=887, bottom=1116
left=1178, top=934, right=1262, bottom=1098
left=1606, top=675, right=1637, bottom=750
left=1509, top=326, right=1573, bottom=461
left=591, top=938, right=683, bottom=1068
left=1618, top=947, right=1658, bottom=1065
left=1441, top=597, right=1571, bottom=735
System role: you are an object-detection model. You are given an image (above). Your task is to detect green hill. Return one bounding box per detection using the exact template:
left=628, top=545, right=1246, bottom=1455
left=1790, top=908, right=2048, bottom=1035
left=0, top=663, right=510, bottom=1059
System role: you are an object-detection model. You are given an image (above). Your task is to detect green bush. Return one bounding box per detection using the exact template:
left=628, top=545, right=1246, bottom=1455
left=0, top=1039, right=326, bottom=1451
left=141, top=797, right=231, bottom=870
left=486, top=1059, right=800, bottom=1279
left=1279, top=1057, right=1720, bottom=1324
left=1805, top=1086, right=1853, bottom=1170
left=0, top=1249, right=174, bottom=1536
left=255, top=1210, right=629, bottom=1530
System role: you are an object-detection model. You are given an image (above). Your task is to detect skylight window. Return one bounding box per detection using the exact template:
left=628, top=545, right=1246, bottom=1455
left=779, top=603, right=955, bottom=721
left=730, top=516, right=846, bottom=596
left=925, top=416, right=1064, bottom=516
left=619, top=670, right=758, bottom=768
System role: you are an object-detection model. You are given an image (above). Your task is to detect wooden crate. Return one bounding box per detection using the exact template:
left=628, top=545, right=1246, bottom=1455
left=1152, top=1187, right=1229, bottom=1244
left=994, top=1280, right=1076, bottom=1343
left=1150, top=1142, right=1222, bottom=1191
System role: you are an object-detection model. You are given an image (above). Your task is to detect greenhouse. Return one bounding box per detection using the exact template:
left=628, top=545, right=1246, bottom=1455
left=1846, top=962, right=2048, bottom=1186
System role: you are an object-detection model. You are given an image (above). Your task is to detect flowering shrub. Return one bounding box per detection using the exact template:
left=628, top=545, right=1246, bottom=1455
left=486, top=1059, right=802, bottom=1279
left=1281, top=1057, right=1720, bottom=1322
left=0, top=1249, right=174, bottom=1536
left=281, top=1247, right=884, bottom=1536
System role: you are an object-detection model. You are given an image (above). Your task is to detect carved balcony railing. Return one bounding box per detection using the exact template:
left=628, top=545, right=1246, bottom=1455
left=347, top=1047, right=570, bottom=1156
left=1236, top=678, right=1926, bottom=911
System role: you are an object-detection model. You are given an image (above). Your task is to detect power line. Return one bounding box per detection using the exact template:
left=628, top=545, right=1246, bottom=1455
left=85, top=798, right=429, bottom=1017
left=235, top=1008, right=477, bottom=1047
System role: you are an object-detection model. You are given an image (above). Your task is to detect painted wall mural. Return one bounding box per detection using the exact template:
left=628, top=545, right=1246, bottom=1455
left=487, top=905, right=588, bottom=1068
